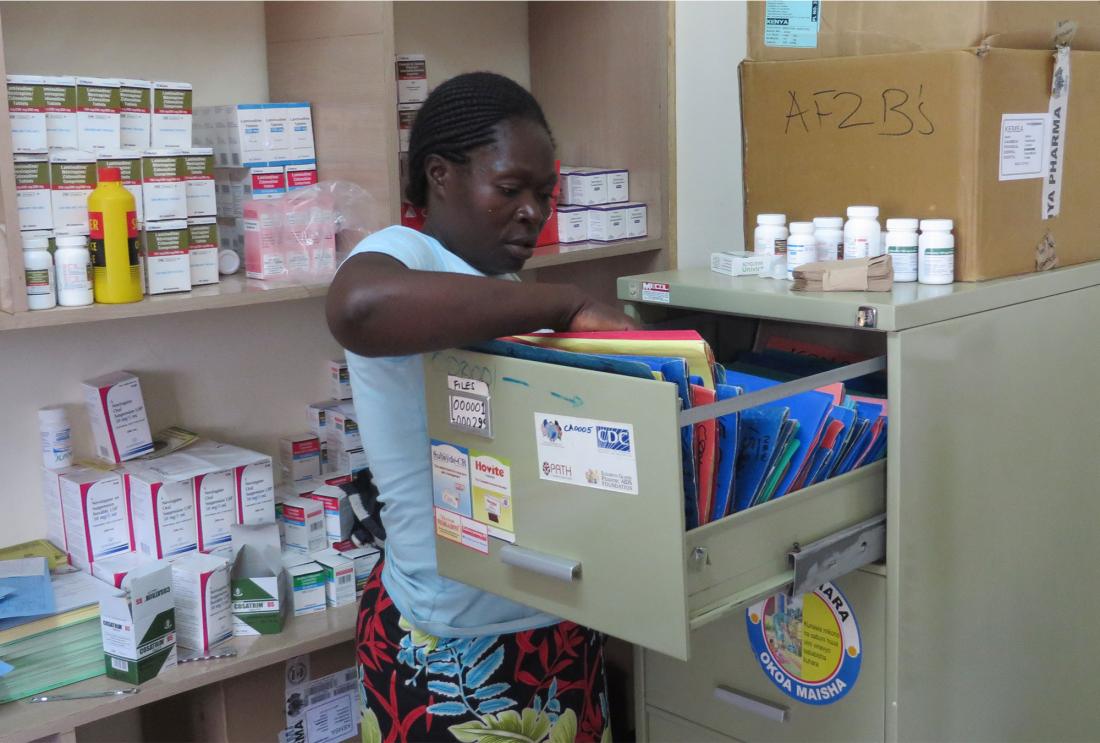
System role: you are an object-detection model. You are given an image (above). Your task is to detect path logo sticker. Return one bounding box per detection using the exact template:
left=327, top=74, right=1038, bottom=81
left=746, top=582, right=861, bottom=705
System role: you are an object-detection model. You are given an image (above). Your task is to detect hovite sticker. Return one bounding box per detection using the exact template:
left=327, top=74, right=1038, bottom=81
left=533, top=413, right=638, bottom=495
left=746, top=581, right=862, bottom=705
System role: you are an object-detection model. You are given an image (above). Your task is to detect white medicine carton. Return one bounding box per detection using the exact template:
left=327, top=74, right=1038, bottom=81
left=186, top=440, right=276, bottom=526
left=49, top=149, right=97, bottom=235
left=118, top=79, right=152, bottom=150
left=92, top=551, right=149, bottom=589
left=42, top=75, right=78, bottom=149
left=41, top=466, right=69, bottom=553
left=336, top=545, right=381, bottom=597
left=281, top=495, right=326, bottom=555
left=183, top=147, right=216, bottom=218
left=287, top=561, right=326, bottom=616
left=7, top=75, right=47, bottom=153
left=329, top=358, right=351, bottom=400
left=171, top=552, right=232, bottom=652
left=587, top=204, right=629, bottom=243
left=82, top=371, right=154, bottom=463
left=187, top=217, right=220, bottom=287
left=59, top=466, right=132, bottom=571
left=325, top=405, right=360, bottom=452
left=312, top=549, right=356, bottom=607
left=193, top=466, right=236, bottom=559
left=306, top=485, right=354, bottom=545
left=280, top=434, right=322, bottom=483
left=14, top=154, right=52, bottom=232
left=142, top=150, right=187, bottom=222
left=125, top=464, right=199, bottom=561
left=285, top=102, right=315, bottom=161
left=100, top=559, right=177, bottom=684
left=76, top=77, right=121, bottom=152
left=557, top=205, right=588, bottom=244
left=143, top=219, right=191, bottom=295
left=151, top=81, right=192, bottom=149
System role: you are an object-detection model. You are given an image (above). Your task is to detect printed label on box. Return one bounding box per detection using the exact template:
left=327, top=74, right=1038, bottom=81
left=430, top=440, right=471, bottom=517
left=533, top=413, right=638, bottom=495
left=999, top=114, right=1047, bottom=181
left=763, top=0, right=820, bottom=49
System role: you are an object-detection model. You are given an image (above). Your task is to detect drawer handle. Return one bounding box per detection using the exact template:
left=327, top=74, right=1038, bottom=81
left=713, top=685, right=789, bottom=723
left=499, top=545, right=581, bottom=582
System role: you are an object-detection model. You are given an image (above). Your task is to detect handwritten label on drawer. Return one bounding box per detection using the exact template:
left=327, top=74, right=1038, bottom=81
left=449, top=393, right=491, bottom=438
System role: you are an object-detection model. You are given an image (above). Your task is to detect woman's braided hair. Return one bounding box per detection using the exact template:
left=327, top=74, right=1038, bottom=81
left=405, top=71, right=553, bottom=207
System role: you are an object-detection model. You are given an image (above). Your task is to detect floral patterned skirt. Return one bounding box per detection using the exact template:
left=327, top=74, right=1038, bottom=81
left=356, top=560, right=611, bottom=743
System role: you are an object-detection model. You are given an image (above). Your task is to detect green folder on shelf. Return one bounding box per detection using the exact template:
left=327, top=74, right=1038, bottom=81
left=0, top=617, right=105, bottom=704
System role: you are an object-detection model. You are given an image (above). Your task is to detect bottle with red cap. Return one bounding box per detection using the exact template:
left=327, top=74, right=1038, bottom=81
left=88, top=166, right=142, bottom=303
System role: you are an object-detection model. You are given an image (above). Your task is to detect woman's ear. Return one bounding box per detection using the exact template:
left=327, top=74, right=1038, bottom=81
left=425, top=154, right=450, bottom=202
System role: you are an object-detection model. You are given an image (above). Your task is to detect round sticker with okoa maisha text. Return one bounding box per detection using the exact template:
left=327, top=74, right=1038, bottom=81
left=745, top=581, right=861, bottom=705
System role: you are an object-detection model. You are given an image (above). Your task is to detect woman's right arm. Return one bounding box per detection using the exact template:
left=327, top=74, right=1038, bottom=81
left=326, top=253, right=637, bottom=357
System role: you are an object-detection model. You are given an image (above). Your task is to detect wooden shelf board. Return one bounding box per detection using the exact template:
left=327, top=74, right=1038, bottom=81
left=0, top=603, right=358, bottom=743
left=0, top=274, right=333, bottom=333
left=525, top=237, right=664, bottom=270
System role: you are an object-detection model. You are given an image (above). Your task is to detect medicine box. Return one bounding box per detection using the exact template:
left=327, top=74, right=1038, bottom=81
left=560, top=167, right=607, bottom=207
left=397, top=103, right=420, bottom=153
left=41, top=467, right=68, bottom=553
left=183, top=148, right=216, bottom=218
left=606, top=170, right=629, bottom=203
left=118, top=79, right=152, bottom=150
left=329, top=359, right=351, bottom=400
left=59, top=466, right=132, bottom=571
left=557, top=206, right=588, bottom=244
left=97, top=150, right=144, bottom=224
left=7, top=75, right=47, bottom=152
left=396, top=54, right=428, bottom=104
left=280, top=434, right=322, bottom=483
left=281, top=495, right=326, bottom=555
left=50, top=149, right=97, bottom=235
left=193, top=467, right=236, bottom=558
left=325, top=405, right=359, bottom=451
left=307, top=400, right=343, bottom=438
left=335, top=544, right=381, bottom=596
left=125, top=465, right=199, bottom=561
left=100, top=559, right=177, bottom=684
left=285, top=102, right=315, bottom=161
left=171, top=552, right=232, bottom=652
left=288, top=561, right=326, bottom=616
left=186, top=440, right=276, bottom=526
left=187, top=217, right=220, bottom=286
left=710, top=250, right=780, bottom=277
left=222, top=166, right=287, bottom=216
left=312, top=549, right=356, bottom=607
left=330, top=446, right=368, bottom=479
left=142, top=150, right=187, bottom=222
left=76, top=77, right=121, bottom=152
left=42, top=75, right=78, bottom=149
left=82, top=371, right=154, bottom=463
left=143, top=219, right=191, bottom=295
left=623, top=203, right=648, bottom=239
left=285, top=161, right=318, bottom=191
left=587, top=204, right=628, bottom=243
left=216, top=104, right=267, bottom=167
left=306, top=485, right=354, bottom=545
left=151, top=81, right=192, bottom=149
left=92, top=552, right=148, bottom=589
left=262, top=105, right=290, bottom=162
left=14, top=154, right=51, bottom=231
left=230, top=523, right=287, bottom=636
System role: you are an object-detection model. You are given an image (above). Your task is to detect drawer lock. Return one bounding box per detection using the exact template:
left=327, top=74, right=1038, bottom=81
left=787, top=514, right=886, bottom=597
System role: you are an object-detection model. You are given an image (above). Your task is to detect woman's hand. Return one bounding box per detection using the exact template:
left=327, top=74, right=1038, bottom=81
left=567, top=298, right=639, bottom=332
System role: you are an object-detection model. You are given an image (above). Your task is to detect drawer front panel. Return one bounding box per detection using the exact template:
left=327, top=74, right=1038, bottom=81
left=646, top=707, right=743, bottom=743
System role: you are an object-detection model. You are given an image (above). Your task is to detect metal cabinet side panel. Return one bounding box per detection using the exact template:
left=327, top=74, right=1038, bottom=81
left=890, top=284, right=1100, bottom=742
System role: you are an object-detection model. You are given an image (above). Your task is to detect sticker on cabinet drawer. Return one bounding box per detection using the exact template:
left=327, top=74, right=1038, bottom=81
left=470, top=451, right=515, bottom=543
left=746, top=581, right=861, bottom=705
left=435, top=507, right=489, bottom=555
left=641, top=281, right=670, bottom=303
left=431, top=440, right=472, bottom=517
left=534, top=413, right=638, bottom=494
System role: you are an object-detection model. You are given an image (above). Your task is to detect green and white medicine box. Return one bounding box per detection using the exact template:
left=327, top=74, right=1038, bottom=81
left=287, top=561, right=326, bottom=616
left=99, top=559, right=177, bottom=684
left=230, top=524, right=287, bottom=636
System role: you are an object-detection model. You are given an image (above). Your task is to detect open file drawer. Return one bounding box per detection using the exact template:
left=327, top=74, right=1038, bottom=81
left=424, top=349, right=886, bottom=660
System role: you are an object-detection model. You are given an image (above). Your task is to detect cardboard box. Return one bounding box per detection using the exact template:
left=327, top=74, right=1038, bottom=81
left=59, top=466, right=132, bottom=571
left=187, top=216, right=219, bottom=286
left=125, top=465, right=199, bottom=561
left=185, top=440, right=276, bottom=526
left=329, top=445, right=368, bottom=479
left=711, top=250, right=779, bottom=277
left=287, top=561, right=326, bottom=616
left=328, top=359, right=351, bottom=400
left=143, top=219, right=191, bottom=294
left=7, top=75, right=47, bottom=152
left=746, top=1, right=1100, bottom=63
left=556, top=205, right=588, bottom=244
left=183, top=148, right=216, bottom=217
left=119, top=79, right=152, bottom=150
left=230, top=523, right=287, bottom=636
left=92, top=551, right=148, bottom=588
left=262, top=105, right=290, bottom=162
left=740, top=47, right=1100, bottom=281
left=280, top=434, right=322, bottom=483
left=325, top=405, right=359, bottom=452
left=97, top=149, right=143, bottom=224
left=76, top=77, right=121, bottom=152
left=306, top=485, right=354, bottom=545
left=50, top=149, right=97, bottom=235
left=171, top=552, right=232, bottom=651
left=151, top=81, right=192, bottom=148
left=312, top=549, right=355, bottom=607
left=142, top=150, right=187, bottom=221
left=14, top=154, right=51, bottom=231
left=281, top=495, right=326, bottom=555
left=624, top=203, right=648, bottom=239
left=82, top=371, right=154, bottom=463
left=43, top=75, right=78, bottom=149
left=560, top=167, right=608, bottom=206
left=100, top=559, right=177, bottom=683
left=334, top=544, right=381, bottom=596
left=41, top=467, right=68, bottom=552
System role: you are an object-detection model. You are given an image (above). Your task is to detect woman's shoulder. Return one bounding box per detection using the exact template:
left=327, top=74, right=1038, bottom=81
left=348, top=225, right=444, bottom=271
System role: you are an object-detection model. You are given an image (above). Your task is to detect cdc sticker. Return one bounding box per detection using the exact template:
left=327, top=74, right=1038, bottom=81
left=746, top=582, right=861, bottom=705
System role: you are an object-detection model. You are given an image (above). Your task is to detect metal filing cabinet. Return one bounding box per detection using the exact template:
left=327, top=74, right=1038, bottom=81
left=425, top=262, right=1100, bottom=742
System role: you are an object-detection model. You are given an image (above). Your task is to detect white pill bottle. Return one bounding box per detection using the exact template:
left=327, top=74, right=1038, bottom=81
left=812, top=217, right=844, bottom=262
left=884, top=218, right=919, bottom=282
left=786, top=222, right=817, bottom=279
left=55, top=235, right=93, bottom=306
left=843, top=206, right=881, bottom=260
left=23, top=233, right=56, bottom=310
left=919, top=219, right=955, bottom=284
left=754, top=214, right=788, bottom=256
left=39, top=406, right=73, bottom=469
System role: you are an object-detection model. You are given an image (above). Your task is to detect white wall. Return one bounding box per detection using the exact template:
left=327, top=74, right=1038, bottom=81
left=0, top=1, right=269, bottom=105
left=675, top=1, right=747, bottom=268
left=0, top=299, right=342, bottom=547
left=394, top=1, right=530, bottom=90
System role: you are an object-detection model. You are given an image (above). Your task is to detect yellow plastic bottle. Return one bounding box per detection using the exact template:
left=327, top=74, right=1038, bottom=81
left=88, top=167, right=142, bottom=304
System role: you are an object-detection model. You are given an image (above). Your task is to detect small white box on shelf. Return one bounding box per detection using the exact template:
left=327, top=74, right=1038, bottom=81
left=187, top=217, right=220, bottom=286
left=118, top=79, right=152, bottom=150
left=624, top=203, right=648, bottom=239
left=42, top=75, right=78, bottom=149
left=7, top=75, right=48, bottom=153
left=281, top=495, right=326, bottom=555
left=82, top=371, right=154, bottom=463
left=142, top=150, right=187, bottom=222
left=171, top=552, right=232, bottom=652
left=329, top=358, right=351, bottom=400
left=125, top=464, right=199, bottom=561
left=312, top=549, right=356, bottom=607
left=287, top=561, right=326, bottom=616
left=561, top=167, right=608, bottom=206
left=587, top=204, right=628, bottom=243
left=142, top=219, right=191, bottom=295
left=59, top=466, right=132, bottom=571
left=396, top=54, right=428, bottom=104
left=151, top=81, right=192, bottom=149
left=285, top=102, right=315, bottom=161
left=606, top=169, right=629, bottom=203
left=557, top=206, right=588, bottom=244
left=183, top=147, right=216, bottom=217
left=14, top=154, right=52, bottom=231
left=76, top=77, right=121, bottom=152
left=50, top=149, right=97, bottom=235
left=285, top=161, right=318, bottom=191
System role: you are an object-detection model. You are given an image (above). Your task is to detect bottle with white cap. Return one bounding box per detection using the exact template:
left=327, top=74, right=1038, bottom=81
left=754, top=214, right=788, bottom=256
left=786, top=222, right=817, bottom=279
left=23, top=233, right=56, bottom=310
left=813, top=217, right=844, bottom=262
left=885, top=218, right=919, bottom=282
left=39, top=406, right=73, bottom=469
left=919, top=219, right=955, bottom=285
left=54, top=235, right=93, bottom=306
left=843, top=206, right=881, bottom=260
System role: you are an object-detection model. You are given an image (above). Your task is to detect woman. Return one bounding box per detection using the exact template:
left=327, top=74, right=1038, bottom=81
left=327, top=72, right=635, bottom=743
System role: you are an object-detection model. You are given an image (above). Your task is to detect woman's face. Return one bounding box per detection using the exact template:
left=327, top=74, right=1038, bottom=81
left=425, top=117, right=557, bottom=275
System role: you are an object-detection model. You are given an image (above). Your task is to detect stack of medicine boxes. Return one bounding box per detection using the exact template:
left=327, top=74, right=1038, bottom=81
left=193, top=103, right=318, bottom=258
left=556, top=166, right=648, bottom=245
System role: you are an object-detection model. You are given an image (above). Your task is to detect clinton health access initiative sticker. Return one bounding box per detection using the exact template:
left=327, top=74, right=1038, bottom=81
left=746, top=582, right=861, bottom=705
